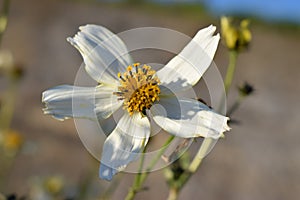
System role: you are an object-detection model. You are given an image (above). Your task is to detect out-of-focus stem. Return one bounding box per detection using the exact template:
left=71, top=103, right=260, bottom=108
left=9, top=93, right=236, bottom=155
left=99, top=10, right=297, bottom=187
left=0, top=0, right=11, bottom=46
left=0, top=79, right=17, bottom=131
left=139, top=135, right=175, bottom=186
left=167, top=187, right=179, bottom=200
left=128, top=140, right=147, bottom=199
left=167, top=138, right=216, bottom=194
left=125, top=135, right=175, bottom=200
left=0, top=0, right=13, bottom=130
left=218, top=50, right=238, bottom=112
left=100, top=175, right=122, bottom=200
left=168, top=49, right=239, bottom=197
left=224, top=50, right=238, bottom=94
left=227, top=95, right=243, bottom=117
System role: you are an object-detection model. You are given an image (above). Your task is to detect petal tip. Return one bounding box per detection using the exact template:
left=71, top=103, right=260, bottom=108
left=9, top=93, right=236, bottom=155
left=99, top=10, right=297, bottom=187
left=79, top=25, right=87, bottom=30
left=66, top=37, right=75, bottom=45
left=208, top=24, right=216, bottom=31
left=205, top=24, right=217, bottom=34
left=79, top=24, right=95, bottom=31
left=99, top=163, right=114, bottom=181
left=223, top=117, right=231, bottom=132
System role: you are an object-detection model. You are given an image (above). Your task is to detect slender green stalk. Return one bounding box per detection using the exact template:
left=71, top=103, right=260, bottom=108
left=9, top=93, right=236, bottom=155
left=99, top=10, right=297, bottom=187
left=0, top=136, right=19, bottom=190
left=217, top=50, right=239, bottom=112
left=77, top=169, right=95, bottom=200
left=224, top=50, right=238, bottom=94
left=0, top=79, right=17, bottom=131
left=227, top=95, right=243, bottom=117
left=130, top=140, right=147, bottom=197
left=228, top=82, right=254, bottom=117
left=0, top=0, right=11, bottom=46
left=166, top=138, right=215, bottom=193
left=100, top=174, right=122, bottom=200
left=139, top=135, right=175, bottom=186
left=166, top=49, right=240, bottom=199
left=167, top=187, right=179, bottom=200
left=125, top=135, right=175, bottom=200
left=0, top=0, right=13, bottom=131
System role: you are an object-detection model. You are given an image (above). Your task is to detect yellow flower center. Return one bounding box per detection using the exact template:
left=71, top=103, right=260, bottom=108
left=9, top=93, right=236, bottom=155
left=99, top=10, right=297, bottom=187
left=114, top=63, right=160, bottom=116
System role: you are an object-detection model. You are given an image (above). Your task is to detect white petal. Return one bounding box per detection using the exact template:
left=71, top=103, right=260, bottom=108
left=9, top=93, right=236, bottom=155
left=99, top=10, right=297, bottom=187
left=42, top=84, right=122, bottom=121
left=157, top=25, right=220, bottom=93
left=99, top=112, right=150, bottom=181
left=150, top=96, right=230, bottom=139
left=94, top=85, right=123, bottom=119
left=67, top=25, right=133, bottom=84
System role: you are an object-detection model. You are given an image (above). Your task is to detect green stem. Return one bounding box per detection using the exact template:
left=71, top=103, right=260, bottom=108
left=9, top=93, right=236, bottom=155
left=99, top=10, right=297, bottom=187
left=0, top=142, right=19, bottom=190
left=224, top=50, right=238, bottom=94
left=125, top=135, right=175, bottom=200
left=0, top=0, right=14, bottom=131
left=139, top=135, right=175, bottom=185
left=130, top=141, right=147, bottom=196
left=167, top=187, right=179, bottom=200
left=0, top=0, right=11, bottom=46
left=227, top=95, right=244, bottom=117
left=168, top=50, right=239, bottom=195
left=170, top=138, right=216, bottom=192
left=77, top=170, right=94, bottom=200
left=100, top=174, right=122, bottom=200
left=217, top=50, right=239, bottom=112
left=127, top=38, right=240, bottom=200
left=0, top=79, right=17, bottom=131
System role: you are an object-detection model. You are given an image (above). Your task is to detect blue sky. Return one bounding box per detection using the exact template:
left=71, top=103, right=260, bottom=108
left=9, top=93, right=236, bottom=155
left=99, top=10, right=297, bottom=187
left=152, top=0, right=300, bottom=24
left=204, top=0, right=300, bottom=24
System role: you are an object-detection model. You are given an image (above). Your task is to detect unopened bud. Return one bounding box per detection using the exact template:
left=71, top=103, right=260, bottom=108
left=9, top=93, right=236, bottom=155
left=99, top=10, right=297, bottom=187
left=221, top=16, right=252, bottom=51
left=239, top=82, right=254, bottom=97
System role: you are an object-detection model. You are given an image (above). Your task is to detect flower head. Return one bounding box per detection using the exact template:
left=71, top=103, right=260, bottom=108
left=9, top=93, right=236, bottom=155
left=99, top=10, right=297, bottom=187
left=44, top=176, right=64, bottom=195
left=114, top=63, right=161, bottom=116
left=221, top=16, right=252, bottom=51
left=1, top=129, right=23, bottom=153
left=42, top=25, right=230, bottom=181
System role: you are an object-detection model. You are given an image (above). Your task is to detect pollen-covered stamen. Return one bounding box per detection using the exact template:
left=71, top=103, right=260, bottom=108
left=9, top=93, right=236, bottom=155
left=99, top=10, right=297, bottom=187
left=118, top=72, right=126, bottom=82
left=114, top=63, right=160, bottom=116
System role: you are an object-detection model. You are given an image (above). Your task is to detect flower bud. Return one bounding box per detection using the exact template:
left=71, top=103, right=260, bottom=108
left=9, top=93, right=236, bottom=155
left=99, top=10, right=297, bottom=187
left=238, top=82, right=254, bottom=97
left=0, top=50, right=24, bottom=80
left=221, top=16, right=252, bottom=51
left=2, top=130, right=23, bottom=152
left=44, top=176, right=64, bottom=195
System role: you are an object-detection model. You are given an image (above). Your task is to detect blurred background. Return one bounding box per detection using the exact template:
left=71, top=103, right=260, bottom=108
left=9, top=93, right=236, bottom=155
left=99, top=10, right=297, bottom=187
left=0, top=0, right=300, bottom=199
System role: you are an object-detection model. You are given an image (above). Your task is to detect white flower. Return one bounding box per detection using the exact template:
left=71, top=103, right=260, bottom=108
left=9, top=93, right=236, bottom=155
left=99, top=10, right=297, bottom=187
left=42, top=25, right=230, bottom=181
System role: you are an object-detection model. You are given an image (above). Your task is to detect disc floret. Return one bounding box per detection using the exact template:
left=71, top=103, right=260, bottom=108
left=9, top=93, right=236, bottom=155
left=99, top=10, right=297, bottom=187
left=114, top=63, right=160, bottom=116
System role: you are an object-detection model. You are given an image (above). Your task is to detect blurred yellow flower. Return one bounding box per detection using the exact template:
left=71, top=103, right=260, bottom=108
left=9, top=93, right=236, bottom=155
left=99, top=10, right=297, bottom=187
left=221, top=16, right=252, bottom=51
left=2, top=130, right=23, bottom=151
left=44, top=176, right=64, bottom=195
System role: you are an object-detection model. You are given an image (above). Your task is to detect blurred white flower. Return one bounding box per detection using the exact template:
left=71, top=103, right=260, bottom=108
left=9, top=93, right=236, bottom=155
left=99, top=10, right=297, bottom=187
left=42, top=25, right=230, bottom=181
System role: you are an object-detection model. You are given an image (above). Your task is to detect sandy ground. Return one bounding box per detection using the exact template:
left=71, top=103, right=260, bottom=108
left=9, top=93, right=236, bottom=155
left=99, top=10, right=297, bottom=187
left=2, top=0, right=300, bottom=199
